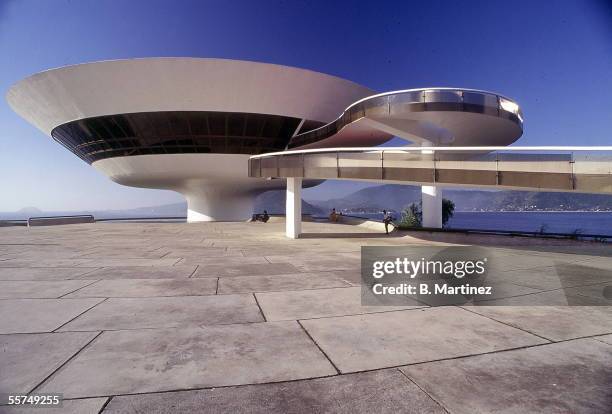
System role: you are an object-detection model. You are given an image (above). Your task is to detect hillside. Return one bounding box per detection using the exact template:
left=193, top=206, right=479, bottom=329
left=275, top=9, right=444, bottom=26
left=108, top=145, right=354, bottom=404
left=307, top=184, right=612, bottom=213
left=3, top=184, right=611, bottom=221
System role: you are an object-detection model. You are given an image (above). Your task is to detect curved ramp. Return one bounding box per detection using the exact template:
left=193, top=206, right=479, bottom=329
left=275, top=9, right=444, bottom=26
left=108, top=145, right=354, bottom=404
left=250, top=147, right=612, bottom=194
left=288, top=88, right=523, bottom=149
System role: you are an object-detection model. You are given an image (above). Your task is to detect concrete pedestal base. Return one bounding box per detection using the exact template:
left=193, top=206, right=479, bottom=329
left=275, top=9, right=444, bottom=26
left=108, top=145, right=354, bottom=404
left=186, top=191, right=257, bottom=222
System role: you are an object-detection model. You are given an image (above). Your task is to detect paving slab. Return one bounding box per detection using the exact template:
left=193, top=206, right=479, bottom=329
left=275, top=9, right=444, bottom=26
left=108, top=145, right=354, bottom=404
left=300, top=307, right=547, bottom=373
left=491, top=261, right=612, bottom=290
left=0, top=397, right=108, bottom=414
left=265, top=253, right=359, bottom=264
left=328, top=269, right=364, bottom=285
left=167, top=247, right=245, bottom=257
left=0, top=299, right=104, bottom=334
left=562, top=282, right=612, bottom=303
left=470, top=288, right=610, bottom=306
left=40, top=322, right=336, bottom=398
left=217, top=273, right=350, bottom=294
left=178, top=256, right=269, bottom=266
left=76, top=265, right=197, bottom=279
left=72, top=248, right=171, bottom=258
left=295, top=262, right=361, bottom=272
left=487, top=251, right=561, bottom=272
left=0, top=267, right=98, bottom=281
left=194, top=262, right=300, bottom=278
left=72, top=257, right=181, bottom=267
left=103, top=368, right=445, bottom=414
left=401, top=338, right=612, bottom=414
left=0, top=332, right=98, bottom=394
left=0, top=260, right=86, bottom=268
left=256, top=287, right=422, bottom=321
left=594, top=334, right=612, bottom=345
left=463, top=301, right=612, bottom=341
left=0, top=280, right=95, bottom=299
left=58, top=294, right=263, bottom=331
left=64, top=278, right=218, bottom=298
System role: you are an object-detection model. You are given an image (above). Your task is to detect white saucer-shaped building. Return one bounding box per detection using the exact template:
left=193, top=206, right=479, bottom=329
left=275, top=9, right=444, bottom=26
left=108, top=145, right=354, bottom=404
left=7, top=58, right=523, bottom=222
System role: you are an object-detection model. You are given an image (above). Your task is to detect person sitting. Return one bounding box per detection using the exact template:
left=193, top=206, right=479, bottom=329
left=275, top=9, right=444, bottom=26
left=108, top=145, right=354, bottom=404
left=252, top=210, right=270, bottom=223
left=329, top=208, right=338, bottom=222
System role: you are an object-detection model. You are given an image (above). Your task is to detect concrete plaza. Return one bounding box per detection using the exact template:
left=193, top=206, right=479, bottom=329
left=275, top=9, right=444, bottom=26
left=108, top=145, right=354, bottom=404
left=0, top=220, right=611, bottom=413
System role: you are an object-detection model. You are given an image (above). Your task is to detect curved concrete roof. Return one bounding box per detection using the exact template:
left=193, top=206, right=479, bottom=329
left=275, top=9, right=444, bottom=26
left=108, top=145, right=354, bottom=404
left=6, top=58, right=375, bottom=135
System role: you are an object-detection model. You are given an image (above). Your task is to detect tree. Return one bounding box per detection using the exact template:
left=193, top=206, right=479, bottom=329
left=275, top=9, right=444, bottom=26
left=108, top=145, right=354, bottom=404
left=442, top=198, right=455, bottom=227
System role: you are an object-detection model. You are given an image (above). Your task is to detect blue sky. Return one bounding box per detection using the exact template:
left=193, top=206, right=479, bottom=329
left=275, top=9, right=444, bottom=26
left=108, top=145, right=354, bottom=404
left=0, top=0, right=610, bottom=211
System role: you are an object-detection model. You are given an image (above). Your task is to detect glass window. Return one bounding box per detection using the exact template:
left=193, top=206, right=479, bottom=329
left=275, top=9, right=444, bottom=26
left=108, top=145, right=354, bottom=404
left=51, top=111, right=304, bottom=164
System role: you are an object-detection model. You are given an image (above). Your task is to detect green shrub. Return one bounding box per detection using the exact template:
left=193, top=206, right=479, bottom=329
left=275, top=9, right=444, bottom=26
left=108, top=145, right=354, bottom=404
left=396, top=202, right=422, bottom=229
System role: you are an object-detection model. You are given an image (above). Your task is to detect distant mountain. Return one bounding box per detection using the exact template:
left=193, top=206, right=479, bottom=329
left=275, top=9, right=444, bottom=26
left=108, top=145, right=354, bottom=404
left=254, top=190, right=325, bottom=215
left=0, top=191, right=324, bottom=220
left=16, top=207, right=43, bottom=215
left=0, top=203, right=187, bottom=221
left=314, top=185, right=421, bottom=212
left=3, top=185, right=611, bottom=221
left=111, top=202, right=187, bottom=217
left=306, top=184, right=612, bottom=213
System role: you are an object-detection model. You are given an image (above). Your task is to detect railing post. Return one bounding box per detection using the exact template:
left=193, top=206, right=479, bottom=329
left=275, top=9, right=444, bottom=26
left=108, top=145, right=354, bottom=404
left=495, top=152, right=500, bottom=186
left=276, top=155, right=280, bottom=177
left=570, top=152, right=576, bottom=190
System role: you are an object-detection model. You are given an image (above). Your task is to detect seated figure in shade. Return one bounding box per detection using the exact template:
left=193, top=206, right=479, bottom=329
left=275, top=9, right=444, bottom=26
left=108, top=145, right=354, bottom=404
left=252, top=210, right=270, bottom=223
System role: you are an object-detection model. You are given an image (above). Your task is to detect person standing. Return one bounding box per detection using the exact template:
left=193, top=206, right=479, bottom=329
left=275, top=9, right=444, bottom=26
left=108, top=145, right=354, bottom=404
left=382, top=210, right=393, bottom=235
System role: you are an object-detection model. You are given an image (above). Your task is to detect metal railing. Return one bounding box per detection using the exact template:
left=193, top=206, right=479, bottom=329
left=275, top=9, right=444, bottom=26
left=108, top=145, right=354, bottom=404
left=27, top=215, right=95, bottom=227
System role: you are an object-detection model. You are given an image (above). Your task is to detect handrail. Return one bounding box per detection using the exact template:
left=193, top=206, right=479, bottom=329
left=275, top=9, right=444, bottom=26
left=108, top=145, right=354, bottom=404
left=96, top=216, right=186, bottom=221
left=27, top=214, right=94, bottom=220
left=27, top=214, right=95, bottom=227
left=346, top=87, right=520, bottom=109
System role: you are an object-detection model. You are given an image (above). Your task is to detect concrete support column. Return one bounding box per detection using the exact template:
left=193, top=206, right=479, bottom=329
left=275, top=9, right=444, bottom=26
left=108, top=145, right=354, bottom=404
left=422, top=185, right=442, bottom=228
left=286, top=177, right=302, bottom=239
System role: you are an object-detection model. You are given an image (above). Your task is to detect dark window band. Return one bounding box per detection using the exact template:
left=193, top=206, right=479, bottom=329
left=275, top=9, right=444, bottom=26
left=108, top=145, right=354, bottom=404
left=51, top=111, right=308, bottom=164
